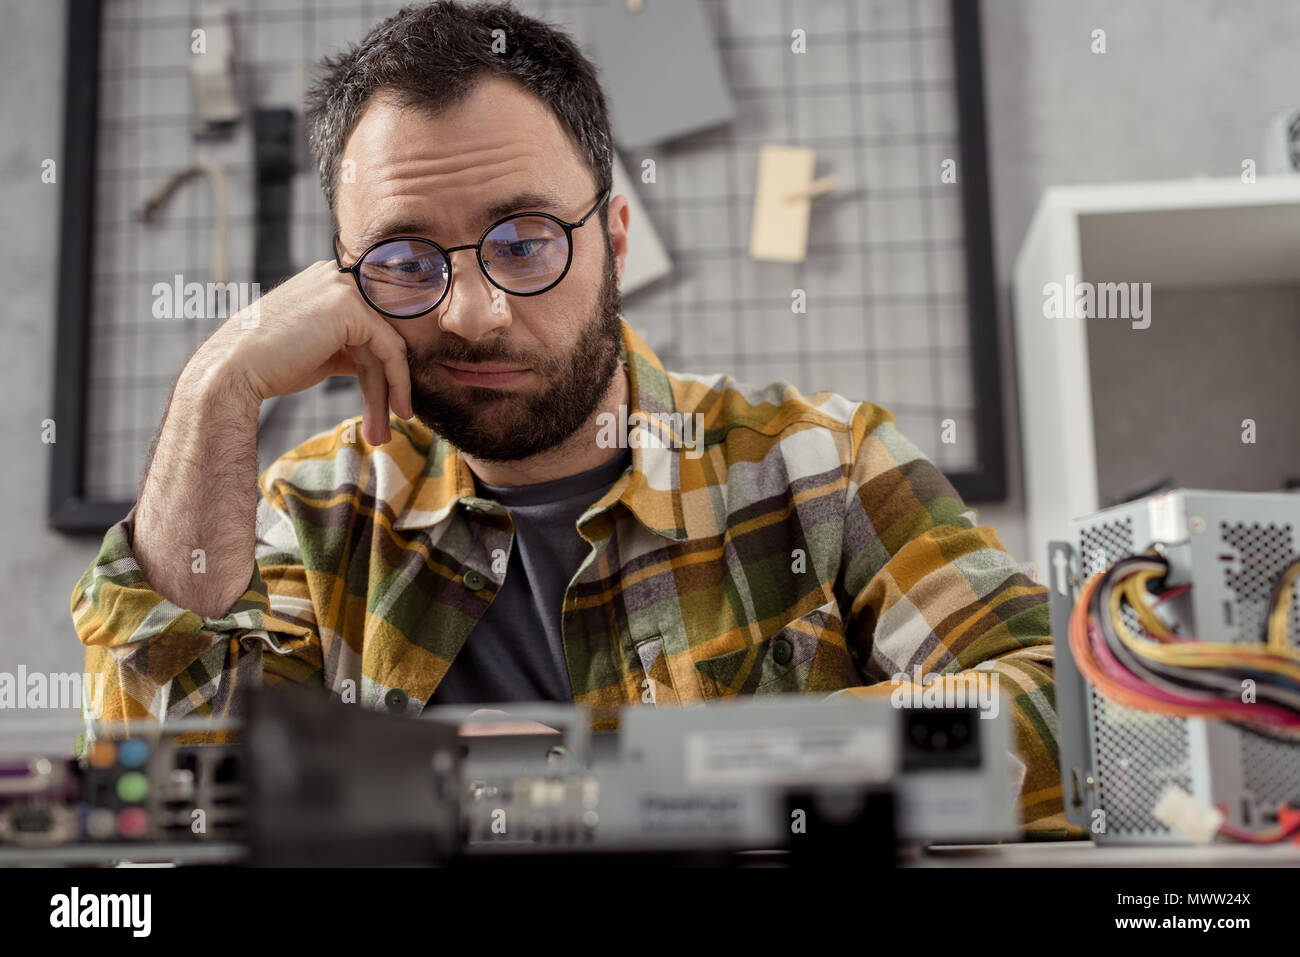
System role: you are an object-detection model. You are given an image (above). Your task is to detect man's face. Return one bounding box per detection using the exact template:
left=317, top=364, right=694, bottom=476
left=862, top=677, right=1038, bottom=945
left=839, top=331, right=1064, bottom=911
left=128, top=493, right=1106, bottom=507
left=334, top=75, right=629, bottom=462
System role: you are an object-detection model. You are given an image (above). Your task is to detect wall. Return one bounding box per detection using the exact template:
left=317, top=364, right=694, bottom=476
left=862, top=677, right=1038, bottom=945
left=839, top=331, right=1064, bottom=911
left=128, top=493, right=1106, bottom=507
left=979, top=0, right=1300, bottom=566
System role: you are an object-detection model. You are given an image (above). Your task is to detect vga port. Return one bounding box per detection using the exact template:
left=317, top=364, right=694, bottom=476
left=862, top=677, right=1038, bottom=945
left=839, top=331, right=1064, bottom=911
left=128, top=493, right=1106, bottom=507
left=0, top=803, right=79, bottom=847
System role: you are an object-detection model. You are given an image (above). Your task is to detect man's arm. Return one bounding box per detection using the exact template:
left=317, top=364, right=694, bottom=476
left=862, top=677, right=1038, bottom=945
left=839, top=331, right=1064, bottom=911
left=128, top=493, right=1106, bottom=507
left=70, top=350, right=323, bottom=737
left=71, top=488, right=323, bottom=738
left=830, top=402, right=1071, bottom=835
left=133, top=344, right=264, bottom=619
left=71, top=261, right=415, bottom=740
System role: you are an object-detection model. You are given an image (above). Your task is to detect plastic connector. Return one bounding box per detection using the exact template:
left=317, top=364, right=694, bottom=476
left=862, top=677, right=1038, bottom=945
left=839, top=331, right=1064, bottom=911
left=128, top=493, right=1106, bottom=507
left=1277, top=804, right=1300, bottom=845
left=1152, top=786, right=1224, bottom=844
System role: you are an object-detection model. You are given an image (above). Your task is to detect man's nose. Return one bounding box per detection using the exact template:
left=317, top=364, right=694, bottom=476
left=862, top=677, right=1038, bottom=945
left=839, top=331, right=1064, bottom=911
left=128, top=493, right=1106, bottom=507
left=436, top=248, right=511, bottom=340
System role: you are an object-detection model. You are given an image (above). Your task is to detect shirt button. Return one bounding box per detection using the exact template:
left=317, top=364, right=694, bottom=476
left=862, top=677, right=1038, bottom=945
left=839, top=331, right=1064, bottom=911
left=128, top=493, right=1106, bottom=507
left=772, top=637, right=794, bottom=666
left=384, top=688, right=409, bottom=712
left=463, top=570, right=487, bottom=590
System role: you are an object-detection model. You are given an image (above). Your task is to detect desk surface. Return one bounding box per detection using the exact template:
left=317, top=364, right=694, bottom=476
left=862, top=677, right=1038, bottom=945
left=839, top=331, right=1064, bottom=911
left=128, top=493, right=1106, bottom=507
left=4, top=840, right=1297, bottom=867
left=908, top=841, right=1300, bottom=867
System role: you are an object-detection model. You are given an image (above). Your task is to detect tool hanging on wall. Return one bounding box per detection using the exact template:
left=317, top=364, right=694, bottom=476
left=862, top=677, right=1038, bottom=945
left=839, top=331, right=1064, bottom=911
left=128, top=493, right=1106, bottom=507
left=251, top=107, right=356, bottom=436
left=137, top=161, right=231, bottom=284
left=191, top=5, right=241, bottom=140
left=611, top=153, right=671, bottom=294
left=253, top=108, right=297, bottom=291
left=749, top=145, right=838, bottom=263
left=587, top=0, right=734, bottom=149
left=251, top=108, right=299, bottom=435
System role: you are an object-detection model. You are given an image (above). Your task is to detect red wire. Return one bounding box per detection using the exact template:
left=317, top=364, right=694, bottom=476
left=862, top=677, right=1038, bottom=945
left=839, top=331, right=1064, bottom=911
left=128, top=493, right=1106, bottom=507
left=1150, top=583, right=1190, bottom=606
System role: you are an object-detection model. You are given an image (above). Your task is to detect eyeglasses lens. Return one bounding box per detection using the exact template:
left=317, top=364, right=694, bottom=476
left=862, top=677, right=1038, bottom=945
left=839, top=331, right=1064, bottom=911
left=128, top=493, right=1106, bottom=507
left=358, top=240, right=450, bottom=316
left=480, top=216, right=569, bottom=294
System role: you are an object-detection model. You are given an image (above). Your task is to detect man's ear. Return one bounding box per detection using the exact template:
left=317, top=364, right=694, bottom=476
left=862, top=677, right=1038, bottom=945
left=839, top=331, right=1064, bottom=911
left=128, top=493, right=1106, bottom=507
left=607, top=194, right=631, bottom=286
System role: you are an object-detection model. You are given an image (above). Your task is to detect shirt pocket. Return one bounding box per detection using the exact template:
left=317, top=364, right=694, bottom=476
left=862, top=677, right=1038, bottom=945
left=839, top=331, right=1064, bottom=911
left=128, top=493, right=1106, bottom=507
left=693, top=598, right=862, bottom=699
left=633, top=634, right=684, bottom=706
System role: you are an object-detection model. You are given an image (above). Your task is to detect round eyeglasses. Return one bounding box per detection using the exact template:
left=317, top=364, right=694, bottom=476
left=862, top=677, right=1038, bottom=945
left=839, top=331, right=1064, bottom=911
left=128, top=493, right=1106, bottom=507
left=334, top=188, right=610, bottom=319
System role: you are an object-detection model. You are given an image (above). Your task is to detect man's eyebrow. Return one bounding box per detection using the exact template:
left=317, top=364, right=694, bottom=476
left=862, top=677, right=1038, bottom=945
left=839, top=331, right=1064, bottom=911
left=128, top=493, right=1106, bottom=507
left=353, top=219, right=432, bottom=248
left=480, top=190, right=566, bottom=223
left=351, top=191, right=567, bottom=250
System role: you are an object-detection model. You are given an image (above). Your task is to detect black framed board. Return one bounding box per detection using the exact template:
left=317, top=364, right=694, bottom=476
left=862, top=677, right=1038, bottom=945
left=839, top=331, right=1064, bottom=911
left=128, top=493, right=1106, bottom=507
left=50, top=0, right=1005, bottom=533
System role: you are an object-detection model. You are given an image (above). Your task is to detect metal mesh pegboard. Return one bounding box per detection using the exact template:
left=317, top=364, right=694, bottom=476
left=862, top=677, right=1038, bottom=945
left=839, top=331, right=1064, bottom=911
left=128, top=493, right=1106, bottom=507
left=53, top=0, right=1002, bottom=530
left=84, top=0, right=400, bottom=505
left=617, top=0, right=979, bottom=477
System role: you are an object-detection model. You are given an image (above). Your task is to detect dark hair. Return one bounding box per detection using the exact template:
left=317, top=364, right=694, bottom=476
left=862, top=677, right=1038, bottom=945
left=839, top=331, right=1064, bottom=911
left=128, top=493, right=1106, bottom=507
left=305, top=0, right=613, bottom=229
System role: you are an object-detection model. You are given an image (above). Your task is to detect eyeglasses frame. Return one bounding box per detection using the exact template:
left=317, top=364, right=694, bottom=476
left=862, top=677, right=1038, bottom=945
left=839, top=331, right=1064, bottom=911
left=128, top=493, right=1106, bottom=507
left=333, top=187, right=611, bottom=320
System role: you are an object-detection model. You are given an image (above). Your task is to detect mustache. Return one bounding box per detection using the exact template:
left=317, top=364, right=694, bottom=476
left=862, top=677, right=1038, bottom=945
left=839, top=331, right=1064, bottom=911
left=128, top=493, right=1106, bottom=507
left=408, top=343, right=561, bottom=377
left=410, top=343, right=533, bottom=365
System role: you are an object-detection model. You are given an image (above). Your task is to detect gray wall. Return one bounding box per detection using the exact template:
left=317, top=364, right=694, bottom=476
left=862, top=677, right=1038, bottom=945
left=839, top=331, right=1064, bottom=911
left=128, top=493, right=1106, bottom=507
left=1, top=0, right=84, bottom=695
left=3, top=0, right=1300, bottom=694
left=978, top=0, right=1300, bottom=568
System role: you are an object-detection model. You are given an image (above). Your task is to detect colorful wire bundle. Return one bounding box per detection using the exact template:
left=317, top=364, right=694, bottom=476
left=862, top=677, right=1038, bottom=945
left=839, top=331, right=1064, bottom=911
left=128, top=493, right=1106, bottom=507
left=1068, top=551, right=1300, bottom=843
left=1069, top=553, right=1300, bottom=730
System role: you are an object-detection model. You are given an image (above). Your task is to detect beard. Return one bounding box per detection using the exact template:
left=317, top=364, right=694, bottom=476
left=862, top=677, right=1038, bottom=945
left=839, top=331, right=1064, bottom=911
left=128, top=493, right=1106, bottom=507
left=405, top=240, right=623, bottom=463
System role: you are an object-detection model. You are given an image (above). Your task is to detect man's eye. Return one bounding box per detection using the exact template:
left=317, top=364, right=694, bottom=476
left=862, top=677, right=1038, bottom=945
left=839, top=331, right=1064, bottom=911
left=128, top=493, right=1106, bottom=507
left=503, top=239, right=548, bottom=257
left=383, top=259, right=436, bottom=274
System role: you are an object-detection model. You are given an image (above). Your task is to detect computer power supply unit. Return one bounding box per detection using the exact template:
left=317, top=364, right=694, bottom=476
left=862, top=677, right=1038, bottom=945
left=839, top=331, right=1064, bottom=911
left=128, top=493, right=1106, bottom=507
left=1048, top=488, right=1300, bottom=844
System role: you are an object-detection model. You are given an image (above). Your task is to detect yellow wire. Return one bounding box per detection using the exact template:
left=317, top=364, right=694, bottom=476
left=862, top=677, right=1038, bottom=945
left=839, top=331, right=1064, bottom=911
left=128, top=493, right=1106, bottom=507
left=1125, top=572, right=1169, bottom=636
left=1109, top=568, right=1300, bottom=680
left=1265, top=563, right=1300, bottom=653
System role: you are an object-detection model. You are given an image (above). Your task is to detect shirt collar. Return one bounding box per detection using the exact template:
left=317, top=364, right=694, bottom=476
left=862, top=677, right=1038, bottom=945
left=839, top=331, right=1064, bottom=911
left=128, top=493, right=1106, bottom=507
left=393, top=317, right=695, bottom=541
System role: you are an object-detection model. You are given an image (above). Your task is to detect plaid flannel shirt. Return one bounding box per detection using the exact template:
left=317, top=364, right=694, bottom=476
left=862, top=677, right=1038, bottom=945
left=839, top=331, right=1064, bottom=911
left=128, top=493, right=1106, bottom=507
left=71, top=317, right=1073, bottom=835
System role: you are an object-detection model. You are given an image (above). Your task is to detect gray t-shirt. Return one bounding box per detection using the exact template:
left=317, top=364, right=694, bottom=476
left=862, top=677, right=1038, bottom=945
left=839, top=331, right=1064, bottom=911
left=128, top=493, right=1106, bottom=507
left=426, top=447, right=632, bottom=707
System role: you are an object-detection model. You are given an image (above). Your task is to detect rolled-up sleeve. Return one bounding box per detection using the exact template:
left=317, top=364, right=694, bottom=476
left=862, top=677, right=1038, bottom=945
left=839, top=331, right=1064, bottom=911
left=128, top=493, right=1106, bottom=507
left=70, top=491, right=323, bottom=742
left=829, top=403, right=1071, bottom=835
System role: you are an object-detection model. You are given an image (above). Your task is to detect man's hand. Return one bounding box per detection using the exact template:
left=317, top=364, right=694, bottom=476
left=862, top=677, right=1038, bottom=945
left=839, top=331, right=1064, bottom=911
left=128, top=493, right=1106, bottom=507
left=196, top=260, right=414, bottom=446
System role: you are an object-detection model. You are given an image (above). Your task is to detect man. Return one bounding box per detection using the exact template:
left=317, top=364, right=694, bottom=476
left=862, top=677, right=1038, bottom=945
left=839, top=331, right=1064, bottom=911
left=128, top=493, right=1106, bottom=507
left=71, top=1, right=1068, bottom=833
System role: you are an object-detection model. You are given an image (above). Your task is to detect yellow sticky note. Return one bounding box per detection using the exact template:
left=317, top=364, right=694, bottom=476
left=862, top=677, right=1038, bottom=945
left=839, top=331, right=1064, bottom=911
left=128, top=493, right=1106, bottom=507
left=749, top=145, right=817, bottom=263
